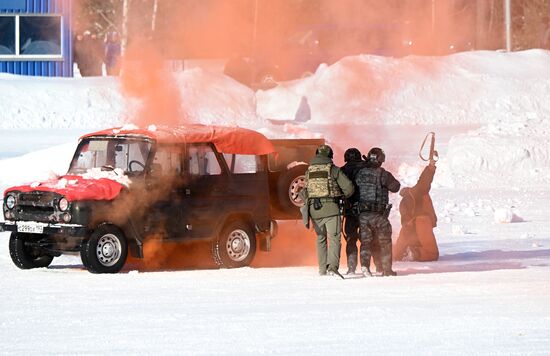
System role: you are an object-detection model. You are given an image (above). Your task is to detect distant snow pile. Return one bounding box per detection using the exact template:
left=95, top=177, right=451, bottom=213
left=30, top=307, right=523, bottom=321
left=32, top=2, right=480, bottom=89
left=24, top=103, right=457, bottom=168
left=0, top=69, right=264, bottom=130
left=174, top=69, right=263, bottom=128
left=0, top=74, right=125, bottom=129
left=3, top=50, right=550, bottom=133
left=494, top=208, right=523, bottom=223
left=257, top=50, right=550, bottom=126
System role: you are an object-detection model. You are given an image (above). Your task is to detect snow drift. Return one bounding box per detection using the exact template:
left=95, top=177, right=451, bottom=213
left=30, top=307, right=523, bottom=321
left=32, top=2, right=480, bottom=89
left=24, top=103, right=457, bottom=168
left=2, top=50, right=550, bottom=188
left=257, top=50, right=550, bottom=126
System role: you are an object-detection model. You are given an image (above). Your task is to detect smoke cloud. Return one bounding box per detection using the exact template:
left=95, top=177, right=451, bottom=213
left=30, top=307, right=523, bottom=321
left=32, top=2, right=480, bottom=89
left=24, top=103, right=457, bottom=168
left=76, top=0, right=472, bottom=272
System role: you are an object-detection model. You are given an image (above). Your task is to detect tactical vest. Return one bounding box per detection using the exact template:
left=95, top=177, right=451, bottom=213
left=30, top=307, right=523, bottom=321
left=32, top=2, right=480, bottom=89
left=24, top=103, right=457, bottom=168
left=306, top=163, right=343, bottom=198
left=355, top=167, right=388, bottom=209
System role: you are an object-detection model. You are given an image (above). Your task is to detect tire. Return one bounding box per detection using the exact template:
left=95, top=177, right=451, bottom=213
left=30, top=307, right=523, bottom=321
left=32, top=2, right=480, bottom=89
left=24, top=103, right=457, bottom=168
left=9, top=232, right=54, bottom=269
left=211, top=220, right=256, bottom=268
left=80, top=224, right=128, bottom=274
left=277, top=165, right=308, bottom=214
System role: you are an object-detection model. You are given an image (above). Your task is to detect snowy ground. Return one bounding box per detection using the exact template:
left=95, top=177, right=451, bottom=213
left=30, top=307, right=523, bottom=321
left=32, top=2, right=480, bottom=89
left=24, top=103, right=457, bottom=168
left=1, top=51, right=550, bottom=354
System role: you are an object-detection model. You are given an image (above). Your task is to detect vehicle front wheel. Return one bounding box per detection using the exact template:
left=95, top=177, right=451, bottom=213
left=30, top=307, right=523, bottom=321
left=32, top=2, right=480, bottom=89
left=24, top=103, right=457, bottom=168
left=9, top=232, right=54, bottom=269
left=211, top=221, right=256, bottom=268
left=80, top=225, right=128, bottom=274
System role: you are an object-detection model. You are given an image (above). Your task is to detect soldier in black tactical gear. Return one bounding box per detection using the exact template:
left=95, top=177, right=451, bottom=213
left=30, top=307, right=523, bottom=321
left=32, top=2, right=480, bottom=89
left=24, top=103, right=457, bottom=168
left=341, top=148, right=367, bottom=274
left=355, top=147, right=400, bottom=276
left=302, top=144, right=354, bottom=277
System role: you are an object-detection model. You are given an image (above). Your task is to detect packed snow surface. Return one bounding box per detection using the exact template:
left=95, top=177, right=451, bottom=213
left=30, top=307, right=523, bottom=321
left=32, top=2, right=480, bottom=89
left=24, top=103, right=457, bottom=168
left=1, top=50, right=550, bottom=354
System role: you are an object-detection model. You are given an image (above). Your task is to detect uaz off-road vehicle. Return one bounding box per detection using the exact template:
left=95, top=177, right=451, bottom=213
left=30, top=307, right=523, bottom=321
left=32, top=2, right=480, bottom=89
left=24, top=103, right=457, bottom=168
left=1, top=125, right=321, bottom=273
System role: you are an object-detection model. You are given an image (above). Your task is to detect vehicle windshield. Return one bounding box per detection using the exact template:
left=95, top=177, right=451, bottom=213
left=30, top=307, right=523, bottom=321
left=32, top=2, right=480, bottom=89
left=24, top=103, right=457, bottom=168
left=68, top=138, right=152, bottom=175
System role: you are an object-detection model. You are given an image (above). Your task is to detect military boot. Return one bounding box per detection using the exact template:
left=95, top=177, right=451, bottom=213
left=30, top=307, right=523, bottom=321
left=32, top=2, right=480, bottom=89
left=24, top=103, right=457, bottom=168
left=346, top=264, right=356, bottom=275
left=380, top=242, right=396, bottom=276
left=361, top=266, right=372, bottom=277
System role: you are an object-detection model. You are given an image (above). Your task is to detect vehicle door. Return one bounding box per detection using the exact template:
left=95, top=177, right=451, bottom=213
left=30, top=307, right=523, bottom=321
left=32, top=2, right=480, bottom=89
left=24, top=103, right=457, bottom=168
left=183, top=143, right=229, bottom=239
left=221, top=153, right=270, bottom=226
left=144, top=144, right=188, bottom=239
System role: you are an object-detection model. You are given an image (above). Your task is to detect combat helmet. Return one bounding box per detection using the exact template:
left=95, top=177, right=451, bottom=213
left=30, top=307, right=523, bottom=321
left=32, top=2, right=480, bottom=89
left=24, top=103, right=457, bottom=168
left=367, top=147, right=385, bottom=167
left=344, top=148, right=362, bottom=162
left=316, top=144, right=334, bottom=159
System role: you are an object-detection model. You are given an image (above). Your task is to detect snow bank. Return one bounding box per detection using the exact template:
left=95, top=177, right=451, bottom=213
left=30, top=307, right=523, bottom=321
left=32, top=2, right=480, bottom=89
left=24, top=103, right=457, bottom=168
left=0, top=74, right=125, bottom=129
left=0, top=69, right=265, bottom=130
left=3, top=50, right=550, bottom=188
left=175, top=69, right=263, bottom=128
left=5, top=50, right=550, bottom=131
left=257, top=50, right=550, bottom=126
left=446, top=116, right=550, bottom=188
left=0, top=142, right=76, bottom=193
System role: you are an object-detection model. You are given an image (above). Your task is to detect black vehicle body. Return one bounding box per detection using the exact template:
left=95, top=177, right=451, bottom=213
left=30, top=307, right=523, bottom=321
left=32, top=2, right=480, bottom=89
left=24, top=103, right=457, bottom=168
left=1, top=126, right=321, bottom=273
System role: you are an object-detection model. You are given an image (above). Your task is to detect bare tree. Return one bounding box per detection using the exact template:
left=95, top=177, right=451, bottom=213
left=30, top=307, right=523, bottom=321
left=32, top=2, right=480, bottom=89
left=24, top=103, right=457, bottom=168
left=121, top=0, right=130, bottom=56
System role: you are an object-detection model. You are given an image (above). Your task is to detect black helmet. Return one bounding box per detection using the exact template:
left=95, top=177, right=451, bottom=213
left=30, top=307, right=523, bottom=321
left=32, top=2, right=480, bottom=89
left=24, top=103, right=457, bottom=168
left=344, top=148, right=362, bottom=162
left=367, top=147, right=385, bottom=166
left=316, top=144, right=334, bottom=159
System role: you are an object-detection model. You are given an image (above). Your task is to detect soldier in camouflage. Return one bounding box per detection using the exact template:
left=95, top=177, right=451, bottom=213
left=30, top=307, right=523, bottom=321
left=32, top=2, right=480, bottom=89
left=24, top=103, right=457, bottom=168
left=354, top=147, right=400, bottom=276
left=303, top=144, right=354, bottom=276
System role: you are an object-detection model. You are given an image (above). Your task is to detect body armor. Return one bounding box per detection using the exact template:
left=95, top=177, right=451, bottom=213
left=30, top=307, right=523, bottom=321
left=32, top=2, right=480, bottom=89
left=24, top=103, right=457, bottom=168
left=355, top=167, right=388, bottom=211
left=306, top=163, right=343, bottom=198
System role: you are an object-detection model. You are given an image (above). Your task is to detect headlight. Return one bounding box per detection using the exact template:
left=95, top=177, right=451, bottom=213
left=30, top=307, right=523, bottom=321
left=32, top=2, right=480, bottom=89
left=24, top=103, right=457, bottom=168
left=6, top=195, right=16, bottom=209
left=61, top=213, right=72, bottom=223
left=58, top=197, right=69, bottom=212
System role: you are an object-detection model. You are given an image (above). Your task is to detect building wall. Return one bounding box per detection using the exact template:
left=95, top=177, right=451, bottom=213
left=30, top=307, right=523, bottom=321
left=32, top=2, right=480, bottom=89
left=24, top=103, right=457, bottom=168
left=0, top=0, right=73, bottom=77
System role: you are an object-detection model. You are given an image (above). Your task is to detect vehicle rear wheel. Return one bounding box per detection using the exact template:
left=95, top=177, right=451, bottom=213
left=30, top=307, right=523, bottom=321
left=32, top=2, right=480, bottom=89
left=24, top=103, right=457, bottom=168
left=80, top=225, right=127, bottom=274
left=9, top=232, right=54, bottom=269
left=211, top=221, right=256, bottom=268
left=277, top=165, right=308, bottom=214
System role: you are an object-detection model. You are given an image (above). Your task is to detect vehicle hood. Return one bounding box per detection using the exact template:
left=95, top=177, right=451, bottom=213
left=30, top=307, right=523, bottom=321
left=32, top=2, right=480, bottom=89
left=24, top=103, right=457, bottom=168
left=5, top=173, right=128, bottom=202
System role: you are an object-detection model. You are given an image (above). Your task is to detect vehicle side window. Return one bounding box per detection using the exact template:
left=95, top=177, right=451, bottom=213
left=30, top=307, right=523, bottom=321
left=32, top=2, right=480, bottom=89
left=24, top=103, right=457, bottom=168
left=189, top=144, right=222, bottom=176
left=153, top=146, right=183, bottom=175
left=114, top=141, right=149, bottom=173
left=222, top=154, right=264, bottom=174
left=76, top=142, right=107, bottom=169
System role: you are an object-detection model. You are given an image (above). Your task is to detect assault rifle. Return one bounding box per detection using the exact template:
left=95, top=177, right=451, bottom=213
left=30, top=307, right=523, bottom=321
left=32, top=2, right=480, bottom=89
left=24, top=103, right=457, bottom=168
left=419, top=132, right=439, bottom=164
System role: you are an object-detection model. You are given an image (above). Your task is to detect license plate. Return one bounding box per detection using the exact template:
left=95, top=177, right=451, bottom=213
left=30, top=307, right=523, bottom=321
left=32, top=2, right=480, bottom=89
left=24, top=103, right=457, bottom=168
left=17, top=222, right=45, bottom=234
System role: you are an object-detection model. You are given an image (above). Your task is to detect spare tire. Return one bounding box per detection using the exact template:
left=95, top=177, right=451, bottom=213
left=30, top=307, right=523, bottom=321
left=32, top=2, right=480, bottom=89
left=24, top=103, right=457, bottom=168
left=277, top=164, right=308, bottom=214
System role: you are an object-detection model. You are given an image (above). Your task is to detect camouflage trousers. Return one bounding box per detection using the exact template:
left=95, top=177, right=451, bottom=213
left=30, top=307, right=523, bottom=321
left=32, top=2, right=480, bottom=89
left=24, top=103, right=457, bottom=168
left=312, top=215, right=342, bottom=274
left=358, top=212, right=393, bottom=273
left=345, top=214, right=381, bottom=272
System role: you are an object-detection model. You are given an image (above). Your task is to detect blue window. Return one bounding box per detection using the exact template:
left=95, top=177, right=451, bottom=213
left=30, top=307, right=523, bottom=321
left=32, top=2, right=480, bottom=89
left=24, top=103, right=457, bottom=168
left=0, top=14, right=62, bottom=59
left=0, top=16, right=15, bottom=54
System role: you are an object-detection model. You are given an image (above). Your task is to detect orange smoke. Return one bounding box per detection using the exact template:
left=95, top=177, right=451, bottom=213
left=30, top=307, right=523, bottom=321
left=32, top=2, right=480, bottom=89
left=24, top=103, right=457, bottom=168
left=252, top=221, right=318, bottom=268
left=127, top=221, right=352, bottom=272
left=120, top=39, right=186, bottom=127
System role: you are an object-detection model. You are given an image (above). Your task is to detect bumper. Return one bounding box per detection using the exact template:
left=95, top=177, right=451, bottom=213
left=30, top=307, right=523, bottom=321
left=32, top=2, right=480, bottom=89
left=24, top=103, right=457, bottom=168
left=0, top=221, right=88, bottom=237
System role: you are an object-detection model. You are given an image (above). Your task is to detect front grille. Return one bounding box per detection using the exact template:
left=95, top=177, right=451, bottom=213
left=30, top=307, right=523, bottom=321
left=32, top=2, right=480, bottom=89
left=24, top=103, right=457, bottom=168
left=14, top=191, right=60, bottom=223
left=19, top=192, right=57, bottom=208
